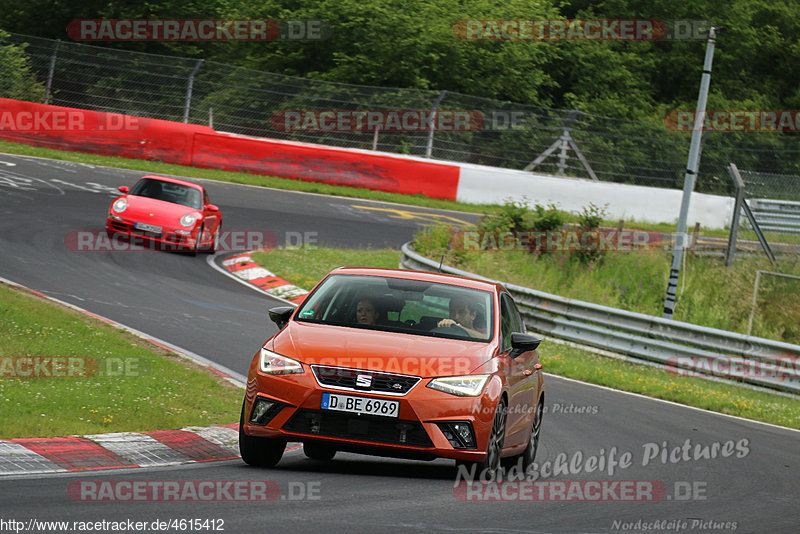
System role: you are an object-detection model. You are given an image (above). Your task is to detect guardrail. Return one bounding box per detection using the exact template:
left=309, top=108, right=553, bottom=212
left=748, top=198, right=800, bottom=235
left=400, top=242, right=800, bottom=395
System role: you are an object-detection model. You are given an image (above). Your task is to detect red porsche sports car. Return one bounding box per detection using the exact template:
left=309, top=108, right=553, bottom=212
left=105, top=175, right=222, bottom=254
left=240, top=267, right=545, bottom=477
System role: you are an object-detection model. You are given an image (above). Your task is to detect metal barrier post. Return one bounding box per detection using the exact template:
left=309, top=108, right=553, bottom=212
left=726, top=163, right=745, bottom=266
left=183, top=59, right=204, bottom=123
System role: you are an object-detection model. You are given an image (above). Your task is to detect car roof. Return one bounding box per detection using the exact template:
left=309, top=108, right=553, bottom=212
left=138, top=174, right=204, bottom=191
left=327, top=266, right=504, bottom=293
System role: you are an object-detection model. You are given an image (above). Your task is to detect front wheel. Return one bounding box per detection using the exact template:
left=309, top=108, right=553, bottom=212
left=456, top=399, right=506, bottom=480
left=515, top=400, right=543, bottom=474
left=303, top=441, right=336, bottom=461
left=239, top=402, right=286, bottom=467
left=207, top=223, right=220, bottom=254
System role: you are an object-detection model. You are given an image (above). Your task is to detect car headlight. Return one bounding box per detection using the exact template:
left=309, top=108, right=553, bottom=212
left=427, top=375, right=490, bottom=397
left=259, top=348, right=303, bottom=375
left=112, top=198, right=127, bottom=213
left=180, top=214, right=197, bottom=227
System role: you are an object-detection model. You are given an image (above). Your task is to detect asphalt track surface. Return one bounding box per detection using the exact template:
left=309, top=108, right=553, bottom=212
left=0, top=153, right=798, bottom=533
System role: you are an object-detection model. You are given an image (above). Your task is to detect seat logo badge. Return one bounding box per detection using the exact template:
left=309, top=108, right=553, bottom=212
left=356, top=374, right=372, bottom=388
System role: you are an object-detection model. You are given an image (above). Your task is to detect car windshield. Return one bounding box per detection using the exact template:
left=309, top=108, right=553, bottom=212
left=295, top=274, right=493, bottom=342
left=129, top=178, right=203, bottom=209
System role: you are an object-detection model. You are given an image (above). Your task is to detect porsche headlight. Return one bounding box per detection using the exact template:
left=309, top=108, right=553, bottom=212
left=112, top=198, right=127, bottom=213
left=258, top=348, right=303, bottom=375
left=180, top=214, right=197, bottom=227
left=427, top=375, right=490, bottom=397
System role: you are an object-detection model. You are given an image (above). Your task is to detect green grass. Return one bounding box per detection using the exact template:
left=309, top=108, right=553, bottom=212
left=0, top=282, right=242, bottom=439
left=543, top=347, right=800, bottom=429
left=249, top=245, right=800, bottom=429
left=415, top=224, right=800, bottom=345
left=251, top=246, right=403, bottom=290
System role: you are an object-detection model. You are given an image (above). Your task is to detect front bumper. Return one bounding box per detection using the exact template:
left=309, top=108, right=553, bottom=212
left=106, top=218, right=199, bottom=250
left=242, top=365, right=501, bottom=462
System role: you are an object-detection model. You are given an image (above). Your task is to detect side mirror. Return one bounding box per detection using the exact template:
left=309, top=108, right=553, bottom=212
left=268, top=306, right=295, bottom=330
left=509, top=332, right=541, bottom=359
left=206, top=204, right=220, bottom=212
left=118, top=186, right=129, bottom=193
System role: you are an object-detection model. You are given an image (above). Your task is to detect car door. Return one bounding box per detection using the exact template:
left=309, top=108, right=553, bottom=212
left=500, top=293, right=538, bottom=448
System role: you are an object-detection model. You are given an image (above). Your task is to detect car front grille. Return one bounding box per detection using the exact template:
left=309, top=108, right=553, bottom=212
left=283, top=409, right=433, bottom=448
left=109, top=221, right=130, bottom=232
left=311, top=365, right=420, bottom=396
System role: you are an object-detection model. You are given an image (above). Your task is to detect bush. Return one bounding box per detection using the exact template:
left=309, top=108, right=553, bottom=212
left=572, top=203, right=608, bottom=264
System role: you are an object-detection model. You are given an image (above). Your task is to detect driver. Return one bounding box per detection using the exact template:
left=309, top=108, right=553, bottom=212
left=437, top=297, right=485, bottom=337
left=355, top=299, right=380, bottom=325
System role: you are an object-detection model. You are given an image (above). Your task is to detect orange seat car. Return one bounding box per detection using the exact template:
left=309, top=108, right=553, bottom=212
left=240, top=267, right=545, bottom=476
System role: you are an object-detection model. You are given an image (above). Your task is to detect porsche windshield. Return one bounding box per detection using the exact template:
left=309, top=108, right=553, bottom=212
left=295, top=274, right=493, bottom=341
left=129, top=178, right=203, bottom=209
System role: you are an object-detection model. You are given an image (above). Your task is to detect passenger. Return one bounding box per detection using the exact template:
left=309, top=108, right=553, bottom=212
left=355, top=299, right=380, bottom=325
left=438, top=297, right=485, bottom=337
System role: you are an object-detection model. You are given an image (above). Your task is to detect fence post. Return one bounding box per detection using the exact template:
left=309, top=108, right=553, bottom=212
left=183, top=59, right=204, bottom=123
left=663, top=26, right=721, bottom=319
left=425, top=90, right=447, bottom=158
left=725, top=163, right=745, bottom=266
left=44, top=39, right=61, bottom=105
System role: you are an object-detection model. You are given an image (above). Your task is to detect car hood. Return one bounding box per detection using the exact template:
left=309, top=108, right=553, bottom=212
left=120, top=195, right=200, bottom=226
left=271, top=321, right=497, bottom=378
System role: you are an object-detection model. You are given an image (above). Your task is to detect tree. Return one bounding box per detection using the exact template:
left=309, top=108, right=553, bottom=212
left=0, top=30, right=46, bottom=101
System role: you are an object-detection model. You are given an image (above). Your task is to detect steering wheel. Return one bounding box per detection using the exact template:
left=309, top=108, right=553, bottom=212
left=430, top=323, right=469, bottom=336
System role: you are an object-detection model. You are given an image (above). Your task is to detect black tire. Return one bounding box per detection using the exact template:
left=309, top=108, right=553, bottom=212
left=238, top=402, right=286, bottom=467
left=188, top=225, right=202, bottom=256
left=516, top=400, right=543, bottom=474
left=457, top=399, right=506, bottom=480
left=303, top=441, right=337, bottom=461
left=207, top=223, right=220, bottom=254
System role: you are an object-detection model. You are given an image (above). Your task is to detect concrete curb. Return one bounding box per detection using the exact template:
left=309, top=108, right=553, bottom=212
left=0, top=425, right=240, bottom=475
left=219, top=251, right=308, bottom=303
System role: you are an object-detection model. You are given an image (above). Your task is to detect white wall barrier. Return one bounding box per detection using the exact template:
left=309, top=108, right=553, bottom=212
left=456, top=163, right=734, bottom=229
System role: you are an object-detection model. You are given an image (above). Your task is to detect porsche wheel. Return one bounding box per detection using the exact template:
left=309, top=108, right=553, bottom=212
left=188, top=225, right=202, bottom=256
left=208, top=223, right=220, bottom=254
left=239, top=403, right=286, bottom=467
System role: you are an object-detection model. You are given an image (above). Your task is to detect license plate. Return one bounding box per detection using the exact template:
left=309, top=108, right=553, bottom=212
left=134, top=222, right=162, bottom=234
left=321, top=393, right=399, bottom=418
